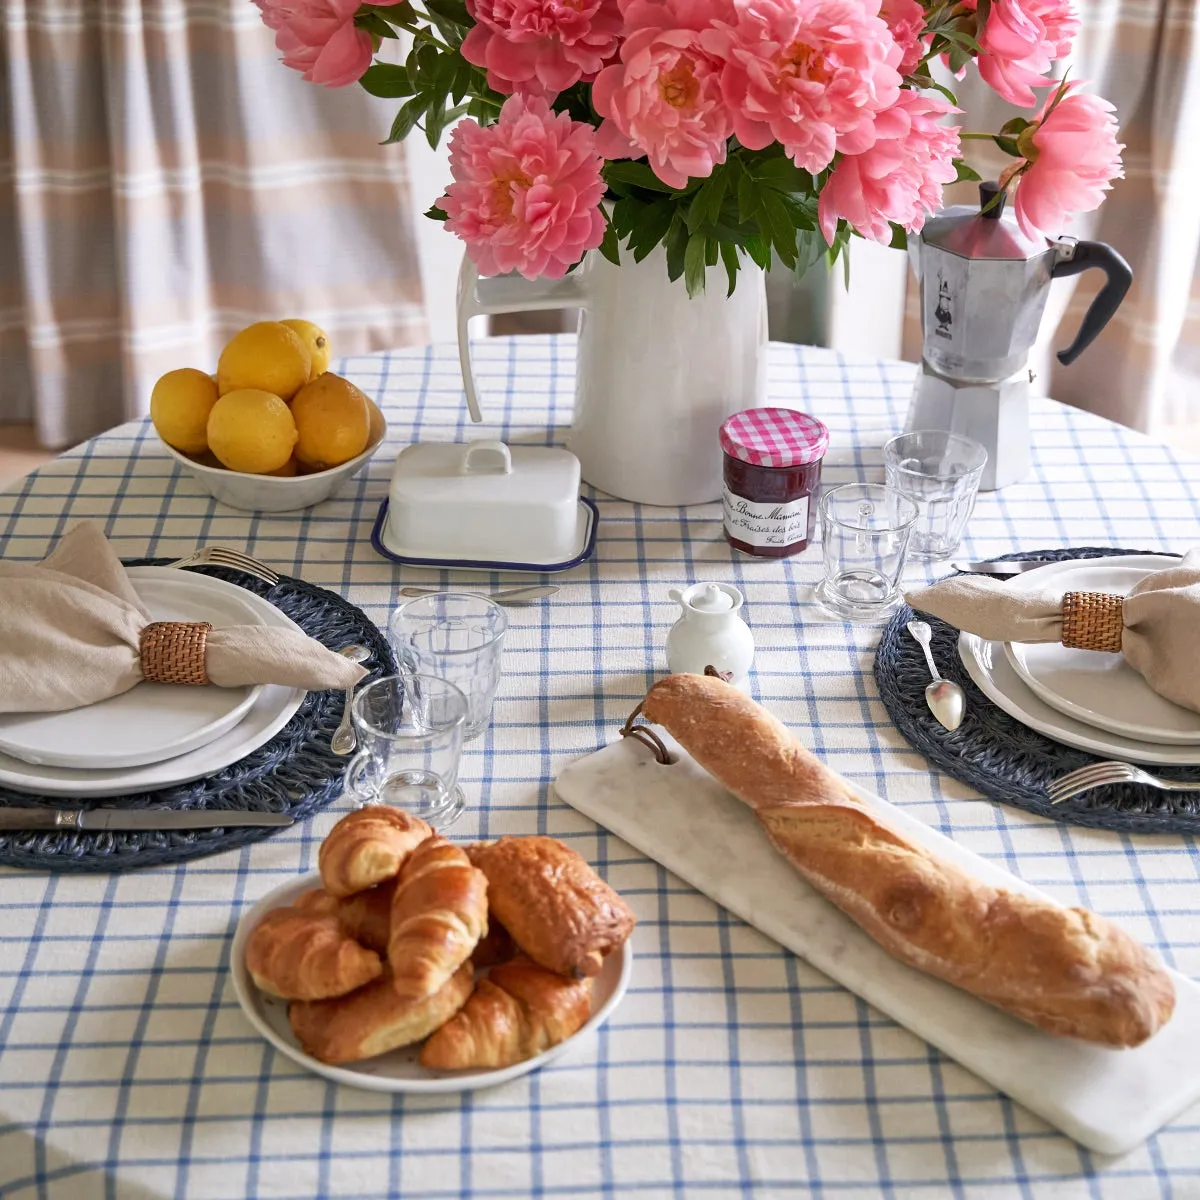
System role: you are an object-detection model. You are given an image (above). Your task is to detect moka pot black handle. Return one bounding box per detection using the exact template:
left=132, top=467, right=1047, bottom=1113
left=1051, top=240, right=1133, bottom=366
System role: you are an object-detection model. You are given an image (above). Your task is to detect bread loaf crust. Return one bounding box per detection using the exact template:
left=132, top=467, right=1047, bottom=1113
left=641, top=673, right=1176, bottom=1048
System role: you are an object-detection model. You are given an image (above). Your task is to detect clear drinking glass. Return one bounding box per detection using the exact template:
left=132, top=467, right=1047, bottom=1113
left=343, top=674, right=468, bottom=829
left=388, top=593, right=508, bottom=741
left=883, top=430, right=988, bottom=560
left=817, top=483, right=918, bottom=622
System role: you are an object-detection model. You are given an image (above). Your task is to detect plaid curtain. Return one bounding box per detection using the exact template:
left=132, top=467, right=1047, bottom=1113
left=902, top=0, right=1200, bottom=432
left=0, top=1, right=428, bottom=449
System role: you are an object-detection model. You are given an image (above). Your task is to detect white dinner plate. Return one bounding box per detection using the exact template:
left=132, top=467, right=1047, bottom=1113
left=0, top=572, right=266, bottom=769
left=0, top=568, right=306, bottom=797
left=231, top=871, right=633, bottom=1094
left=960, top=631, right=1200, bottom=766
left=1000, top=556, right=1200, bottom=745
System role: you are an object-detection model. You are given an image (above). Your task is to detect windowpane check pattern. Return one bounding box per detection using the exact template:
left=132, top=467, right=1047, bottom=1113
left=0, top=338, right=1196, bottom=1199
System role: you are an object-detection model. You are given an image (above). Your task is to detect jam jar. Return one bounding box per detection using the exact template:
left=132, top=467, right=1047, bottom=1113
left=720, top=408, right=829, bottom=558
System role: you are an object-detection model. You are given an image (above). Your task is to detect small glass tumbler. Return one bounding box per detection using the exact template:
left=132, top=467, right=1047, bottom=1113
left=344, top=675, right=468, bottom=829
left=388, top=593, right=508, bottom=741
left=883, top=430, right=988, bottom=560
left=817, top=483, right=918, bottom=622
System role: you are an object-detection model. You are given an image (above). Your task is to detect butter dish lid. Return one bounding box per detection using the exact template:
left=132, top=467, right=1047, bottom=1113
left=382, top=440, right=586, bottom=567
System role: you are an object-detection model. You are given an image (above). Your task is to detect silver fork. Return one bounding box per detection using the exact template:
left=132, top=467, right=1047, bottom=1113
left=1048, top=761, right=1200, bottom=806
left=164, top=546, right=280, bottom=587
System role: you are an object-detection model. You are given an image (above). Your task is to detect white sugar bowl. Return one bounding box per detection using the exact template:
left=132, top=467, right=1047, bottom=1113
left=665, top=582, right=754, bottom=688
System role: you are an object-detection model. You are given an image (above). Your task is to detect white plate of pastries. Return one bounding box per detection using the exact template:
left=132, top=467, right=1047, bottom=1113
left=231, top=808, right=636, bottom=1093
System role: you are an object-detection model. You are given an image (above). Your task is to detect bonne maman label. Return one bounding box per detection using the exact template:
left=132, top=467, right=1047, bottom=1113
left=722, top=488, right=809, bottom=548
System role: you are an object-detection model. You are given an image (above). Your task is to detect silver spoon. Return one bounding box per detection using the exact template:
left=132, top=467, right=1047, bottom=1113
left=397, top=584, right=560, bottom=605
left=331, top=644, right=370, bottom=756
left=906, top=620, right=966, bottom=733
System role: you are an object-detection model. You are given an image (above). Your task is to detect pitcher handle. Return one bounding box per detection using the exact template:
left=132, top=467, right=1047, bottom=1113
left=1051, top=239, right=1133, bottom=366
left=456, top=254, right=590, bottom=423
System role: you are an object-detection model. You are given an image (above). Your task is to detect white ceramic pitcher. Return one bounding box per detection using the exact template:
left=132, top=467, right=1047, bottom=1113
left=456, top=246, right=768, bottom=507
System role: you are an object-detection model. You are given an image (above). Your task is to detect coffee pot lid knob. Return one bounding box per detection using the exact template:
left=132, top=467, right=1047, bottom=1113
left=979, top=180, right=1006, bottom=220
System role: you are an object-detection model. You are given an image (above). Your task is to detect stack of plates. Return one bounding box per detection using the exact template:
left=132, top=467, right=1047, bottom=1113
left=958, top=556, right=1200, bottom=766
left=0, top=568, right=307, bottom=798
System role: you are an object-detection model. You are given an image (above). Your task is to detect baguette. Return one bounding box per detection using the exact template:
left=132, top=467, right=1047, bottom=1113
left=640, top=673, right=1175, bottom=1048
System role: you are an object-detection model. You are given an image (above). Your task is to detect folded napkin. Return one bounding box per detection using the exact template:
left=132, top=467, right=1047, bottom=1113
left=0, top=522, right=367, bottom=713
left=906, top=550, right=1200, bottom=715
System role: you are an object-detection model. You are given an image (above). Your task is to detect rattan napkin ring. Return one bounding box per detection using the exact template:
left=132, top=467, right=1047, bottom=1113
left=139, top=621, right=213, bottom=685
left=1061, top=591, right=1124, bottom=654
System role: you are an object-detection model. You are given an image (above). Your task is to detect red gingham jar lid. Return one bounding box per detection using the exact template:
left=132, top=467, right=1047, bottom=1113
left=719, top=408, right=829, bottom=468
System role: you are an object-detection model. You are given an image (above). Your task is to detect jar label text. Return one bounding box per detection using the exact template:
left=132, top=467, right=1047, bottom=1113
left=723, top=488, right=809, bottom=548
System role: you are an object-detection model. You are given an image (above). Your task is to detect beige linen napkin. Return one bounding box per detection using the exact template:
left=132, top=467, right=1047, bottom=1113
left=0, top=522, right=367, bottom=713
left=905, top=550, right=1200, bottom=715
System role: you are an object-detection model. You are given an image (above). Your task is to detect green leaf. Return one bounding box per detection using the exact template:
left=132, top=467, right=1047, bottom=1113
left=888, top=223, right=908, bottom=251
left=719, top=242, right=740, bottom=297
left=686, top=169, right=730, bottom=234
left=426, top=203, right=449, bottom=221
left=999, top=116, right=1032, bottom=138
left=684, top=235, right=708, bottom=297
left=355, top=11, right=399, bottom=39
left=421, top=0, right=471, bottom=25
left=947, top=40, right=972, bottom=75
left=665, top=217, right=689, bottom=283
left=629, top=200, right=674, bottom=262
left=736, top=172, right=757, bottom=224
left=953, top=158, right=982, bottom=183
left=757, top=189, right=798, bottom=269
left=385, top=96, right=429, bottom=144
left=753, top=156, right=809, bottom=192
left=744, top=234, right=772, bottom=273
left=793, top=227, right=827, bottom=278
left=359, top=63, right=415, bottom=99
left=918, top=77, right=958, bottom=104
left=365, top=2, right=417, bottom=27
left=992, top=134, right=1021, bottom=157
left=598, top=219, right=621, bottom=267
left=425, top=97, right=454, bottom=149
left=604, top=161, right=677, bottom=194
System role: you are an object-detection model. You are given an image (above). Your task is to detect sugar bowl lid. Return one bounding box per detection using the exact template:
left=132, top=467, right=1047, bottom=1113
left=720, top=408, right=830, bottom=468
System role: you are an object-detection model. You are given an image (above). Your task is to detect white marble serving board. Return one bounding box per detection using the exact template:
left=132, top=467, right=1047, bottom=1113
left=554, top=735, right=1200, bottom=1156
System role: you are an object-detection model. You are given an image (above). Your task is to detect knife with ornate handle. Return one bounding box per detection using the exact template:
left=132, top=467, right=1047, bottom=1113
left=0, top=808, right=294, bottom=831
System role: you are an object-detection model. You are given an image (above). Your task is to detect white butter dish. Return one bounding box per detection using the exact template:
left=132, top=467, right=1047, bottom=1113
left=372, top=440, right=598, bottom=572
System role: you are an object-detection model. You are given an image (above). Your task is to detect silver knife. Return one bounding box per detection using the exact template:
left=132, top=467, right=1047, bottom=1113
left=952, top=553, right=1182, bottom=578
left=0, top=807, right=294, bottom=832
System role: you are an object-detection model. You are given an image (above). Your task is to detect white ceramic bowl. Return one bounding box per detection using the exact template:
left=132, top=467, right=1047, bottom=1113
left=161, top=422, right=387, bottom=513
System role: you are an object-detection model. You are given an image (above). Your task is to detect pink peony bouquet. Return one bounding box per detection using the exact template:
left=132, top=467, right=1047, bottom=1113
left=254, top=0, right=1123, bottom=291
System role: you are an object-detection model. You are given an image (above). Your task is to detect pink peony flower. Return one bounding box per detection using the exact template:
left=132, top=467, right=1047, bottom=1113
left=818, top=89, right=961, bottom=244
left=1005, top=84, right=1124, bottom=236
left=591, top=0, right=735, bottom=189
left=976, top=0, right=1079, bottom=108
left=254, top=0, right=396, bottom=88
left=703, top=0, right=903, bottom=174
left=462, top=0, right=624, bottom=98
left=441, top=95, right=607, bottom=279
left=880, top=0, right=930, bottom=77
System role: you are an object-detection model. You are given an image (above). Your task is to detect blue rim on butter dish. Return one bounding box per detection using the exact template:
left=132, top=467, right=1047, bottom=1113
left=371, top=496, right=599, bottom=574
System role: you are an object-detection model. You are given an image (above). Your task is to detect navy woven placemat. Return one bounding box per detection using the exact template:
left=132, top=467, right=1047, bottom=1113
left=875, top=547, right=1200, bottom=834
left=0, top=561, right=393, bottom=872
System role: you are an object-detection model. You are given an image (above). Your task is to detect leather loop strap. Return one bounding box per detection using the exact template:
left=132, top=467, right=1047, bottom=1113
left=140, top=621, right=213, bottom=685
left=619, top=701, right=672, bottom=764
left=1061, top=591, right=1124, bottom=654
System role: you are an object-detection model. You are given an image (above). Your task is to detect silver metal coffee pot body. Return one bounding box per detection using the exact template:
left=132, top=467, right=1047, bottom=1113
left=906, top=182, right=1132, bottom=490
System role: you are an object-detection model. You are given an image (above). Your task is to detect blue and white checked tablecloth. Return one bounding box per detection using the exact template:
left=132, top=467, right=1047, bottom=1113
left=1, top=337, right=1198, bottom=1200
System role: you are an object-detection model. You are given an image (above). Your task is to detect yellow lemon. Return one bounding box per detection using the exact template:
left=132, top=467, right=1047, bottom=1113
left=216, top=321, right=311, bottom=400
left=150, top=368, right=219, bottom=455
left=365, top=397, right=386, bottom=448
left=290, top=373, right=370, bottom=470
left=282, top=319, right=331, bottom=380
left=207, top=389, right=298, bottom=474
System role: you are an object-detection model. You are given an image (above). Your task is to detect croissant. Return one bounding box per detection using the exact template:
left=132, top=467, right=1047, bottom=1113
left=245, top=906, right=382, bottom=1000
left=291, top=962, right=474, bottom=1065
left=467, top=837, right=635, bottom=978
left=420, top=957, right=593, bottom=1070
left=389, top=836, right=488, bottom=1002
left=334, top=879, right=395, bottom=955
left=318, top=807, right=432, bottom=898
left=292, top=887, right=338, bottom=916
